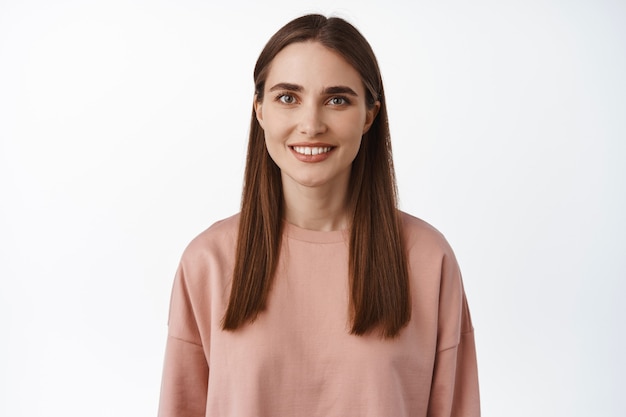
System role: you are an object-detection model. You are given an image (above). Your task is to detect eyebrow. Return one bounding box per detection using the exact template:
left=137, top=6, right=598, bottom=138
left=324, top=86, right=358, bottom=96
left=269, top=82, right=302, bottom=92
left=268, top=83, right=359, bottom=96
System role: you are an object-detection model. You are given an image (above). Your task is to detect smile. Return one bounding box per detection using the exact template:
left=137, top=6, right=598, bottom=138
left=291, top=146, right=333, bottom=156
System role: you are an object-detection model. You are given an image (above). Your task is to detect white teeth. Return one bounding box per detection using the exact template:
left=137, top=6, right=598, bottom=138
left=292, top=146, right=332, bottom=156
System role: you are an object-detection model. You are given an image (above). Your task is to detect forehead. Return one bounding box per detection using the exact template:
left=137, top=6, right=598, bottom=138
left=265, top=41, right=364, bottom=92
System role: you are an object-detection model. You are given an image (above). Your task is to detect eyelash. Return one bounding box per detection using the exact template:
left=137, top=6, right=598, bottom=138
left=273, top=93, right=351, bottom=106
left=328, top=96, right=351, bottom=105
left=276, top=93, right=296, bottom=104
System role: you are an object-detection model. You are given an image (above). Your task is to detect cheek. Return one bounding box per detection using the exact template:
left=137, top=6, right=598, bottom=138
left=261, top=111, right=292, bottom=136
left=262, top=126, right=286, bottom=156
left=335, top=109, right=367, bottom=129
left=339, top=114, right=368, bottom=139
left=263, top=138, right=280, bottom=165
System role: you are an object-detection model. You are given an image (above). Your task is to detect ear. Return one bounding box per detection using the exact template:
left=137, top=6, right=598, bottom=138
left=362, top=100, right=380, bottom=134
left=254, top=97, right=264, bottom=129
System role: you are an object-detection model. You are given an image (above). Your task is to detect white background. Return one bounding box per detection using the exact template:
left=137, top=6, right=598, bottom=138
left=1, top=0, right=624, bottom=416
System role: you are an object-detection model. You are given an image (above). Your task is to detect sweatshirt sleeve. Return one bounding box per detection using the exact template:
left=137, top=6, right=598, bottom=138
left=157, top=265, right=209, bottom=417
left=427, top=252, right=480, bottom=416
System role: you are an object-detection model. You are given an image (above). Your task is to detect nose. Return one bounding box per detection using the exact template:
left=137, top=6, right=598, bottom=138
left=298, top=103, right=327, bottom=137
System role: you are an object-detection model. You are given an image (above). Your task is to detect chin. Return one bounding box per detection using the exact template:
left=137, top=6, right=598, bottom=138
left=293, top=178, right=329, bottom=188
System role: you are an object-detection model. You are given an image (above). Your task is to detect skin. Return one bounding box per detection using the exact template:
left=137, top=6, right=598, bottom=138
left=255, top=41, right=380, bottom=231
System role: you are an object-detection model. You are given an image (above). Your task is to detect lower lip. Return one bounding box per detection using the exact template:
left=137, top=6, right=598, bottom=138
left=289, top=147, right=335, bottom=162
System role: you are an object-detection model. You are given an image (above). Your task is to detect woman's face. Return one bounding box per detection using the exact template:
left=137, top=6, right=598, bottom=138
left=255, top=41, right=379, bottom=193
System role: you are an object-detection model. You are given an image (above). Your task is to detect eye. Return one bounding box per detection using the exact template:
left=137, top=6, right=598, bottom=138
left=277, top=94, right=296, bottom=104
left=328, top=96, right=350, bottom=106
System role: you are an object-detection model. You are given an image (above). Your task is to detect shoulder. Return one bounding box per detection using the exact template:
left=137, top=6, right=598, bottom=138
left=179, top=213, right=240, bottom=266
left=399, top=212, right=465, bottom=317
left=398, top=211, right=455, bottom=258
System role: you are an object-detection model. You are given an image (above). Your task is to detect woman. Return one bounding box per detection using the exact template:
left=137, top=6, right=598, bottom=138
left=158, top=14, right=479, bottom=417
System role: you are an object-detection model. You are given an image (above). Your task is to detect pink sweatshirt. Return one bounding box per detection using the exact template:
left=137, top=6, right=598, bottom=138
left=158, top=212, right=480, bottom=416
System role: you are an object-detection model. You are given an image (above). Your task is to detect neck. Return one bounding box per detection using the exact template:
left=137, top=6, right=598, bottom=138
left=281, top=172, right=350, bottom=232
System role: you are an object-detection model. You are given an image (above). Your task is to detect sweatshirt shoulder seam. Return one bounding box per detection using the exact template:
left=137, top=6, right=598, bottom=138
left=437, top=329, right=475, bottom=353
left=168, top=334, right=204, bottom=347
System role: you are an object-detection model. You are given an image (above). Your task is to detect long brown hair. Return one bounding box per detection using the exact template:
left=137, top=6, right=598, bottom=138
left=222, top=14, right=410, bottom=338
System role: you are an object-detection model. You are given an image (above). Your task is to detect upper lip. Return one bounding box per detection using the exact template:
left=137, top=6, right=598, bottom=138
left=288, top=142, right=334, bottom=147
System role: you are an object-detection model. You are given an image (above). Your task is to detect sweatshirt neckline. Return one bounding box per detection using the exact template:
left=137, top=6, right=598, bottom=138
left=282, top=221, right=348, bottom=243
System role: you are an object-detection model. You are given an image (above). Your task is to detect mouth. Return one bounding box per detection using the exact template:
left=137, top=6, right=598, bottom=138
left=290, top=146, right=334, bottom=156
